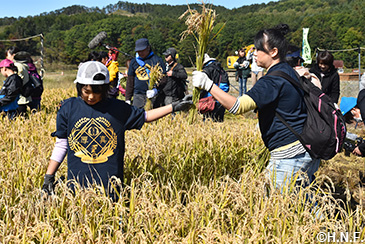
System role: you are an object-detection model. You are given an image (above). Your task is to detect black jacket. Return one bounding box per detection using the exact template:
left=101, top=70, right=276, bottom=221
left=350, top=87, right=365, bottom=157
left=0, top=74, right=22, bottom=107
left=160, top=61, right=187, bottom=98
left=310, top=64, right=340, bottom=104
left=234, top=56, right=251, bottom=78
left=357, top=89, right=365, bottom=121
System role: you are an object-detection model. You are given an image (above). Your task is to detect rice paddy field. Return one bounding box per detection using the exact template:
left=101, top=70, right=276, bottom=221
left=0, top=68, right=364, bottom=243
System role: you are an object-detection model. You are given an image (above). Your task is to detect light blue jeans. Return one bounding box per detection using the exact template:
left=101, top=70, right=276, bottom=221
left=266, top=152, right=321, bottom=191
left=238, top=76, right=247, bottom=96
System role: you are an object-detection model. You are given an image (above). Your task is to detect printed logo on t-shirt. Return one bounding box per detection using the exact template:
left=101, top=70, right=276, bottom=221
left=68, top=117, right=117, bottom=164
left=136, top=63, right=151, bottom=81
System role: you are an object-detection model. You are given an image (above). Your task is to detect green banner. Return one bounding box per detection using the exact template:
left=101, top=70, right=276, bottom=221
left=302, top=28, right=312, bottom=64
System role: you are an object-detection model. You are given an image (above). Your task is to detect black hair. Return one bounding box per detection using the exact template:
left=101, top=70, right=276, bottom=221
left=343, top=110, right=355, bottom=124
left=254, top=23, right=289, bottom=61
left=8, top=63, right=18, bottom=73
left=238, top=48, right=246, bottom=57
left=2, top=63, right=18, bottom=73
left=98, top=51, right=108, bottom=60
left=87, top=51, right=101, bottom=62
left=316, top=50, right=334, bottom=66
left=285, top=44, right=302, bottom=67
left=76, top=73, right=110, bottom=100
left=27, top=56, right=34, bottom=64
left=6, top=46, right=20, bottom=56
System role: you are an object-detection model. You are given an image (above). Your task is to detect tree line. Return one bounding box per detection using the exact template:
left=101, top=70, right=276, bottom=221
left=0, top=0, right=363, bottom=69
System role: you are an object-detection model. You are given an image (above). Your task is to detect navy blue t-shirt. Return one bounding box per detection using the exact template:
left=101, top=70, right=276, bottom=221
left=246, top=62, right=307, bottom=151
left=128, top=53, right=166, bottom=95
left=52, top=97, right=145, bottom=192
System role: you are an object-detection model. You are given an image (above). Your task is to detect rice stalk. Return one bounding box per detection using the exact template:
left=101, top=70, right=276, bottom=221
left=179, top=0, right=225, bottom=124
left=0, top=75, right=362, bottom=242
left=145, top=64, right=164, bottom=111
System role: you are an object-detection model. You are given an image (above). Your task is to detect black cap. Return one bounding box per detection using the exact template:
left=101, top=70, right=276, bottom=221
left=163, top=47, right=177, bottom=60
left=14, top=51, right=31, bottom=61
left=135, top=38, right=150, bottom=52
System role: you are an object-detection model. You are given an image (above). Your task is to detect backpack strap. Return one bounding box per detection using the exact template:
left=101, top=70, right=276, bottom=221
left=169, top=62, right=178, bottom=71
left=266, top=70, right=315, bottom=158
left=268, top=70, right=302, bottom=90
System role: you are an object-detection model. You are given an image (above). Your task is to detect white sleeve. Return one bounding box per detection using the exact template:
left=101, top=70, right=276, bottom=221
left=50, top=138, right=68, bottom=163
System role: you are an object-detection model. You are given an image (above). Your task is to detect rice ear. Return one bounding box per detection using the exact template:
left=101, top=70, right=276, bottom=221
left=145, top=64, right=164, bottom=111
left=179, top=0, right=225, bottom=123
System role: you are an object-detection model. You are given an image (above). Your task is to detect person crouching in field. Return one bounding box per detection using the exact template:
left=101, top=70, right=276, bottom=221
left=340, top=96, right=365, bottom=157
left=192, top=24, right=321, bottom=191
left=0, top=59, right=22, bottom=119
left=41, top=61, right=192, bottom=201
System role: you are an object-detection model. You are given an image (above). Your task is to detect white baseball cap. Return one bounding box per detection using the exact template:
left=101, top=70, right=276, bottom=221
left=74, top=61, right=110, bottom=85
left=203, top=53, right=216, bottom=65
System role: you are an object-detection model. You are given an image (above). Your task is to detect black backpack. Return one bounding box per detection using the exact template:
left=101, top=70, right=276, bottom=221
left=268, top=70, right=346, bottom=160
left=204, top=61, right=229, bottom=86
left=22, top=71, right=43, bottom=97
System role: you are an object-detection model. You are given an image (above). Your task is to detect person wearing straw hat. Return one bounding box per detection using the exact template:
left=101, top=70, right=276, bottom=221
left=41, top=61, right=192, bottom=201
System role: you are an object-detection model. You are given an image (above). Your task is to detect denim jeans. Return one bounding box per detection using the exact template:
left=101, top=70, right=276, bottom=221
left=266, top=152, right=321, bottom=191
left=238, top=76, right=247, bottom=96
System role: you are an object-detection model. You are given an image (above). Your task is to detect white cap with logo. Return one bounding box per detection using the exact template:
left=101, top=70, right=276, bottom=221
left=74, top=61, right=110, bottom=85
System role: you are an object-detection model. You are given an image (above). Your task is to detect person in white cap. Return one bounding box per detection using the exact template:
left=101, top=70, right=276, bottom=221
left=41, top=61, right=192, bottom=201
left=200, top=53, right=230, bottom=122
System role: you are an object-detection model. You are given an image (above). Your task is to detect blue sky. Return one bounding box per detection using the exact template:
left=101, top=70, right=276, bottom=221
left=0, top=0, right=278, bottom=18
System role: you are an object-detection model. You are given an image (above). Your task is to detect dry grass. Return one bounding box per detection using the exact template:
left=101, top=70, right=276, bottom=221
left=0, top=73, right=363, bottom=243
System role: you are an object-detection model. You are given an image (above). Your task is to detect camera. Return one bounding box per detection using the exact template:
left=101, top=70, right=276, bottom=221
left=343, top=132, right=364, bottom=156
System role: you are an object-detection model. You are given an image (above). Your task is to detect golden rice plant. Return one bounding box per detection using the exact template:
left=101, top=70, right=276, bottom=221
left=0, top=73, right=363, bottom=243
left=179, top=0, right=225, bottom=124
left=124, top=113, right=269, bottom=189
left=145, top=64, right=164, bottom=111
